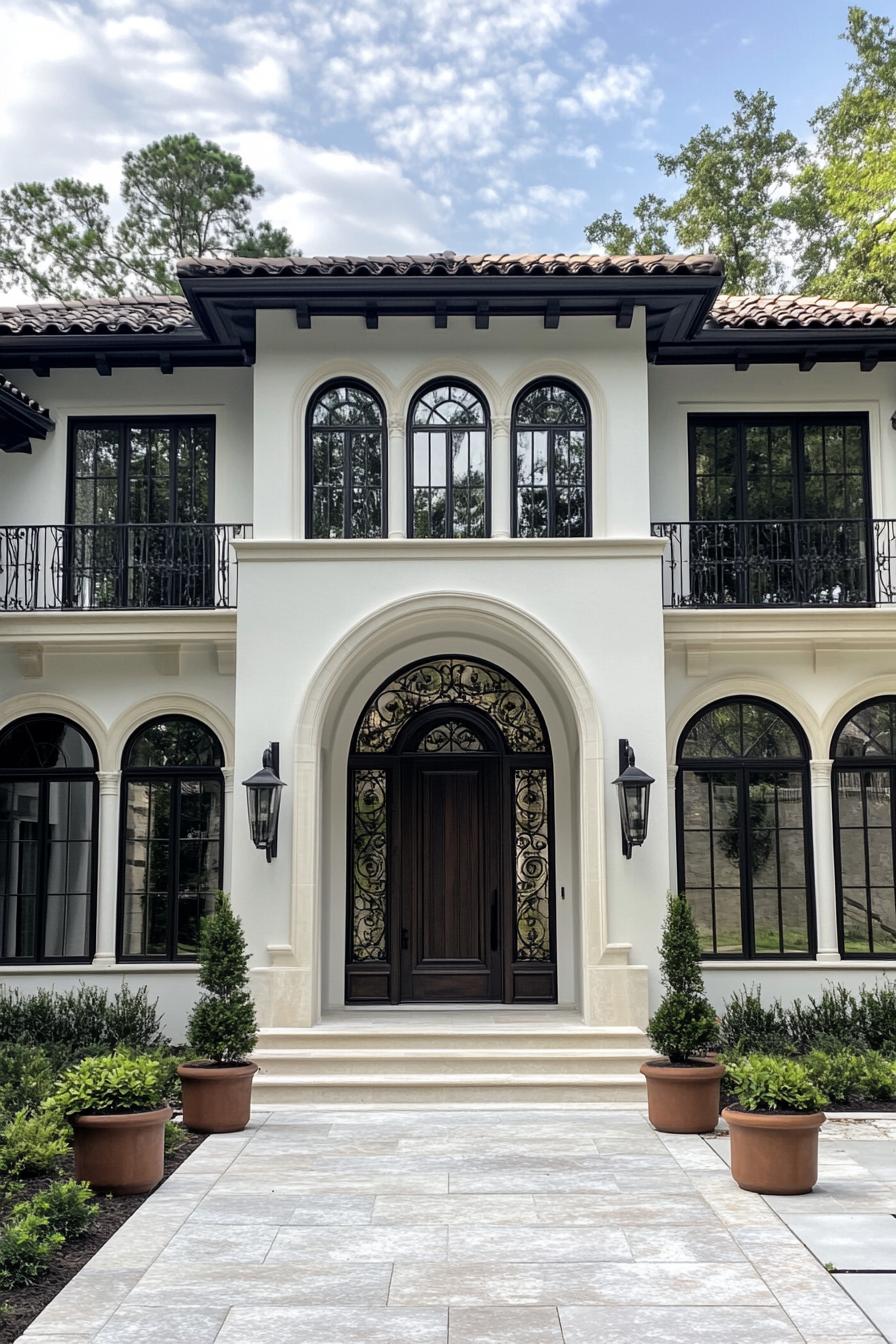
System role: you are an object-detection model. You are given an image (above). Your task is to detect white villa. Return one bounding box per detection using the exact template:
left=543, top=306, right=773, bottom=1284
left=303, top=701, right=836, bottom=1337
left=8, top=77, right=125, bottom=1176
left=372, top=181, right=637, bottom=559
left=1, top=251, right=895, bottom=1101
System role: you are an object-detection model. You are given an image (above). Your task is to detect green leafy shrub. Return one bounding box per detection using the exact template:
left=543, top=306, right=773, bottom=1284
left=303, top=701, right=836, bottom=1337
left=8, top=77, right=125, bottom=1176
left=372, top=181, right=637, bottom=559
left=805, top=1049, right=896, bottom=1105
left=718, top=986, right=793, bottom=1055
left=46, top=1052, right=166, bottom=1121
left=0, top=1180, right=96, bottom=1290
left=164, top=1120, right=189, bottom=1155
left=647, top=893, right=718, bottom=1064
left=0, top=1044, right=57, bottom=1121
left=0, top=1109, right=68, bottom=1180
left=186, top=893, right=257, bottom=1064
left=0, top=984, right=167, bottom=1057
left=858, top=983, right=896, bottom=1053
left=787, top=985, right=865, bottom=1054
left=725, top=1054, right=828, bottom=1113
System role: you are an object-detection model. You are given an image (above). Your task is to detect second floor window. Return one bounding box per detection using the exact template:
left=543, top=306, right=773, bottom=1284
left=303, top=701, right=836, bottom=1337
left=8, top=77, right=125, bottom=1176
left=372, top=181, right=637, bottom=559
left=307, top=382, right=386, bottom=538
left=408, top=382, right=489, bottom=538
left=513, top=381, right=589, bottom=538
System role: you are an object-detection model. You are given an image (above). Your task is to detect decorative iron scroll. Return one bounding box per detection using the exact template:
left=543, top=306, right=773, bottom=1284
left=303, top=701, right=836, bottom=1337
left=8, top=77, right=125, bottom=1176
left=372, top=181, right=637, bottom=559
left=350, top=768, right=388, bottom=961
left=514, top=767, right=551, bottom=960
left=355, top=658, right=544, bottom=754
left=417, top=720, right=484, bottom=753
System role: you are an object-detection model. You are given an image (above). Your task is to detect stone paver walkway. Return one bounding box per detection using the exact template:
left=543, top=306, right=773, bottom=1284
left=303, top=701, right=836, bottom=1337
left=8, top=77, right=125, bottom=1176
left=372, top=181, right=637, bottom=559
left=20, top=1108, right=896, bottom=1343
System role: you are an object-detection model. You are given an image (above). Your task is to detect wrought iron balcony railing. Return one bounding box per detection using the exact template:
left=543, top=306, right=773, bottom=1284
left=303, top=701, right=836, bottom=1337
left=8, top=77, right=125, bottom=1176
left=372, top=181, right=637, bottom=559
left=0, top=523, right=252, bottom=612
left=652, top=518, right=896, bottom=609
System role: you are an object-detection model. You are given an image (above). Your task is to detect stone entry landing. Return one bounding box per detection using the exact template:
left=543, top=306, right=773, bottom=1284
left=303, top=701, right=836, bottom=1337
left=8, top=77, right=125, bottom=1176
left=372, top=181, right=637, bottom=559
left=21, top=1107, right=894, bottom=1343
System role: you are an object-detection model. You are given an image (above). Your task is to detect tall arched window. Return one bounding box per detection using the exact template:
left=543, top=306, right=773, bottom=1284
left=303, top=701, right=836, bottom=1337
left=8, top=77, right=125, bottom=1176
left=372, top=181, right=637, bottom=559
left=0, top=715, right=97, bottom=963
left=408, top=381, right=489, bottom=538
left=306, top=381, right=386, bottom=538
left=119, top=716, right=224, bottom=961
left=677, top=697, right=814, bottom=958
left=832, top=698, right=896, bottom=956
left=513, top=380, right=589, bottom=537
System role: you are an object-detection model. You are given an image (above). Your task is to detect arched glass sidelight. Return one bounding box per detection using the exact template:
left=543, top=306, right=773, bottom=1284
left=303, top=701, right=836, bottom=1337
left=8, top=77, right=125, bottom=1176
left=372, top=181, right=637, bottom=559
left=119, top=716, right=224, bottom=961
left=408, top=382, right=489, bottom=538
left=306, top=381, right=386, bottom=538
left=513, top=380, right=589, bottom=538
left=677, top=697, right=814, bottom=958
left=832, top=698, right=896, bottom=956
left=0, top=715, right=98, bottom=962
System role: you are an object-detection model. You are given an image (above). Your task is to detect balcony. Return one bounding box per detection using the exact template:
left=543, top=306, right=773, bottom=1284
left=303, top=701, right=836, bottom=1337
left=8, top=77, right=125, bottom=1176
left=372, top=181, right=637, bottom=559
left=652, top=519, right=896, bottom=609
left=0, top=523, right=251, bottom=612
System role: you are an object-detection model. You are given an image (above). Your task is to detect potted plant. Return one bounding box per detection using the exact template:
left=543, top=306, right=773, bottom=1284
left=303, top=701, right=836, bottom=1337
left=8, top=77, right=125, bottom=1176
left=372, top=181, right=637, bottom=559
left=45, top=1052, right=171, bottom=1194
left=640, top=892, right=723, bottom=1133
left=722, top=1054, right=828, bottom=1195
left=177, top=892, right=258, bottom=1133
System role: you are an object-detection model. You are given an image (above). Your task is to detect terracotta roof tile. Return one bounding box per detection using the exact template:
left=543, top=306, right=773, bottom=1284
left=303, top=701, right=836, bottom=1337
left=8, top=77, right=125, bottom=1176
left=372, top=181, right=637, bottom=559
left=0, top=296, right=197, bottom=336
left=707, top=294, right=896, bottom=331
left=0, top=374, right=50, bottom=419
left=176, top=250, right=723, bottom=279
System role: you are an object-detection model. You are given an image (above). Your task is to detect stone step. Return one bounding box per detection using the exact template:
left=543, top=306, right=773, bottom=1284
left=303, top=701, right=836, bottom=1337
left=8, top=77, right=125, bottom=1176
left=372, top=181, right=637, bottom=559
left=255, top=1026, right=648, bottom=1053
left=251, top=1071, right=648, bottom=1105
left=252, top=1047, right=654, bottom=1078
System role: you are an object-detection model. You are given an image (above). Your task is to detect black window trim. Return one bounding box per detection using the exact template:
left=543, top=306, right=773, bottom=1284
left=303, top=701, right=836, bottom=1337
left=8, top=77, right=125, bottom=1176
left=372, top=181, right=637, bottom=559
left=406, top=376, right=492, bottom=539
left=0, top=714, right=99, bottom=966
left=675, top=695, right=817, bottom=961
left=511, top=376, right=592, bottom=539
left=304, top=377, right=388, bottom=539
left=116, top=715, right=225, bottom=964
left=831, top=696, right=896, bottom=959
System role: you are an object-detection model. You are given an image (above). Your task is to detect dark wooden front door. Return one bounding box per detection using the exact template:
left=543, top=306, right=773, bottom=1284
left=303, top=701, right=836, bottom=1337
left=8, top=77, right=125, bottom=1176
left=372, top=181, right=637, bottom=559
left=399, top=755, right=502, bottom=1001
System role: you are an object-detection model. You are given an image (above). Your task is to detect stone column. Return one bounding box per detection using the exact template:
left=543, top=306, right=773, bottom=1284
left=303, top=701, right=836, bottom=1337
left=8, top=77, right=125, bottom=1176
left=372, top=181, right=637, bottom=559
left=490, top=415, right=512, bottom=539
left=222, top=768, right=235, bottom=894
left=387, top=415, right=407, bottom=538
left=810, top=759, right=840, bottom=961
left=93, top=771, right=120, bottom=967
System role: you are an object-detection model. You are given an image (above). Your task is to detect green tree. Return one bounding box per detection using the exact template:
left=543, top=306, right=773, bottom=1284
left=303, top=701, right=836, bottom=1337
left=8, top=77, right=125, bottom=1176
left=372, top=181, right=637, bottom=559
left=585, top=193, right=671, bottom=253
left=647, top=893, right=718, bottom=1064
left=186, top=893, right=257, bottom=1065
left=0, top=134, right=296, bottom=300
left=789, top=7, right=896, bottom=302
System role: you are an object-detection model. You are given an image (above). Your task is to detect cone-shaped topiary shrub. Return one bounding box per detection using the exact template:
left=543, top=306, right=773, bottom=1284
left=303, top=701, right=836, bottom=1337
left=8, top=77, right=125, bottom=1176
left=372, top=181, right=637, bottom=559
left=647, top=893, right=718, bottom=1064
left=186, top=893, right=257, bottom=1065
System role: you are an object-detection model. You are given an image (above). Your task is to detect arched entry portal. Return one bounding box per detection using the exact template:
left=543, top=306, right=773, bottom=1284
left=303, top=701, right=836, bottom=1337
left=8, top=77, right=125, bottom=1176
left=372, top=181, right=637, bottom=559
left=346, top=655, right=556, bottom=1005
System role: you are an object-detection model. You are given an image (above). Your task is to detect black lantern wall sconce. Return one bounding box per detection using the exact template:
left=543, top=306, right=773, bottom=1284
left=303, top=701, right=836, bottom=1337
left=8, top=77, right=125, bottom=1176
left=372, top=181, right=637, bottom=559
left=613, top=738, right=654, bottom=859
left=242, top=742, right=286, bottom=862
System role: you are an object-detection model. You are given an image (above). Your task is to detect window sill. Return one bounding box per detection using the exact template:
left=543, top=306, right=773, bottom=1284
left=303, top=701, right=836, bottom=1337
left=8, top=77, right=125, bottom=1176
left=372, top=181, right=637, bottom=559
left=702, top=959, right=896, bottom=970
left=0, top=962, right=200, bottom=974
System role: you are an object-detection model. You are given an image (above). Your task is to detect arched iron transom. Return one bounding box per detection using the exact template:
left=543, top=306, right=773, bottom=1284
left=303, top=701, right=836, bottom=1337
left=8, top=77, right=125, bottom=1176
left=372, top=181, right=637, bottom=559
left=347, top=655, right=555, bottom=1006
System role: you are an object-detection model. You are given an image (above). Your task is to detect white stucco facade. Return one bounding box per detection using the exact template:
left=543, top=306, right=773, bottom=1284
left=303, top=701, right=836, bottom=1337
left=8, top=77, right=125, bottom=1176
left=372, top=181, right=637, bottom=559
left=2, top=267, right=896, bottom=1047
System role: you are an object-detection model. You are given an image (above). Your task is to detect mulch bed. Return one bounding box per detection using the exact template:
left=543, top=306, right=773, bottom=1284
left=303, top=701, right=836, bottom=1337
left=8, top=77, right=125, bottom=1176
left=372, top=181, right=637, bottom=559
left=0, top=1130, right=205, bottom=1344
left=720, top=1092, right=896, bottom=1114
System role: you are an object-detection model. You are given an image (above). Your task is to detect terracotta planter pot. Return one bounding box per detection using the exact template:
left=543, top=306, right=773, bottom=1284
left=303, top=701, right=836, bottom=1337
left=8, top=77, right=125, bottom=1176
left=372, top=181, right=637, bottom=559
left=640, top=1059, right=725, bottom=1134
left=72, top=1106, right=172, bottom=1195
left=723, top=1106, right=825, bottom=1195
left=177, top=1061, right=258, bottom=1133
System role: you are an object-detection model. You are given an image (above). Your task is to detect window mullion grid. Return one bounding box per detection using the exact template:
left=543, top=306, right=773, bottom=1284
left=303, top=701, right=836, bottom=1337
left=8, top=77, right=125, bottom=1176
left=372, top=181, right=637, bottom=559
left=773, top=771, right=784, bottom=955
left=34, top=777, right=49, bottom=963
left=739, top=769, right=754, bottom=958
left=547, top=428, right=556, bottom=538
left=707, top=768, right=719, bottom=955
left=443, top=429, right=453, bottom=539
left=169, top=776, right=181, bottom=961
left=343, top=428, right=352, bottom=539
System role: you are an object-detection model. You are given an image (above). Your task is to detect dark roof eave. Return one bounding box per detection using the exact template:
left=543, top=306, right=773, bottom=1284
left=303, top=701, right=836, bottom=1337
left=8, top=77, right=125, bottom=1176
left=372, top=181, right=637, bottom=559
left=0, top=329, right=250, bottom=370
left=656, top=326, right=896, bottom=365
left=0, top=382, right=54, bottom=438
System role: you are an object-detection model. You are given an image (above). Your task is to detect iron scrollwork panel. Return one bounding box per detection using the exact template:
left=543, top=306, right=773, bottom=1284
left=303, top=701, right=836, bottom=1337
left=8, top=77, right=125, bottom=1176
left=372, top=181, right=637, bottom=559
left=356, top=658, right=544, bottom=754
left=350, top=768, right=388, bottom=961
left=514, top=767, right=551, bottom=961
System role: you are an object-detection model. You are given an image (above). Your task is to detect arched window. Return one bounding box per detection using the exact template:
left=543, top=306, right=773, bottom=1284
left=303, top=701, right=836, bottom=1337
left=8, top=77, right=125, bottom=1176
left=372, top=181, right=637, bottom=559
left=0, top=715, right=97, bottom=962
left=408, top=381, right=489, bottom=537
left=677, top=697, right=814, bottom=958
left=306, top=381, right=386, bottom=538
left=513, top=380, right=589, bottom=538
left=832, top=698, right=896, bottom=956
left=119, top=716, right=224, bottom=961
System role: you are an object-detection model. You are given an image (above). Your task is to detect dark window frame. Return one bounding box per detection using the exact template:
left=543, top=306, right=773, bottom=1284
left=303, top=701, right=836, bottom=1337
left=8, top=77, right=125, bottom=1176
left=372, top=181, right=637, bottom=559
left=0, top=715, right=98, bottom=965
left=831, top=696, right=896, bottom=958
left=304, top=378, right=387, bottom=539
left=406, top=378, right=491, bottom=538
left=676, top=695, right=817, bottom=961
left=511, top=377, right=591, bottom=539
left=116, top=715, right=225, bottom=964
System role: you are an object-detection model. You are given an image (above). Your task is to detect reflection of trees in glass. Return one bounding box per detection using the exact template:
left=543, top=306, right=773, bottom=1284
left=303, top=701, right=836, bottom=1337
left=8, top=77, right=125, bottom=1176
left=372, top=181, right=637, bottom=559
left=309, top=384, right=384, bottom=539
left=410, top=384, right=488, bottom=538
left=717, top=779, right=774, bottom=872
left=514, top=383, right=588, bottom=538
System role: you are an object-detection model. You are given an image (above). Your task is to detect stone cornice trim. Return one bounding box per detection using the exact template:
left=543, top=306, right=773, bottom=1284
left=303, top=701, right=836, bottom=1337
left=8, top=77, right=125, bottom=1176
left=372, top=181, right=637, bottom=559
left=664, top=606, right=896, bottom=651
left=234, top=537, right=667, bottom=562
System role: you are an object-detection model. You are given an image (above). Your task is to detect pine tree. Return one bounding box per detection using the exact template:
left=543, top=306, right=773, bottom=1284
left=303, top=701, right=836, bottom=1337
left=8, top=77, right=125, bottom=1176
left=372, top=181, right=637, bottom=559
left=186, top=893, right=257, bottom=1065
left=647, top=893, right=718, bottom=1064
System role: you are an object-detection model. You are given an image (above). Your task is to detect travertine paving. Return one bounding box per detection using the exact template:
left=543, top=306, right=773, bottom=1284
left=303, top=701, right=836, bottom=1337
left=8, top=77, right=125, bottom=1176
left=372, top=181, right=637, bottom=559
left=20, top=1108, right=896, bottom=1343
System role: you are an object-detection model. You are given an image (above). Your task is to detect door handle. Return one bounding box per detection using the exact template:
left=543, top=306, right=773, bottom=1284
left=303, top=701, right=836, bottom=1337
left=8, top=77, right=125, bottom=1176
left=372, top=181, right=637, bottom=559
left=401, top=927, right=409, bottom=950
left=490, top=890, right=499, bottom=951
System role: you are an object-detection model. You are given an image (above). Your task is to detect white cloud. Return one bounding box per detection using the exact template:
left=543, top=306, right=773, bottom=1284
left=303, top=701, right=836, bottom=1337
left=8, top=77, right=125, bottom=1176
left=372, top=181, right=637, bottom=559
left=576, top=62, right=656, bottom=120
left=231, top=55, right=291, bottom=101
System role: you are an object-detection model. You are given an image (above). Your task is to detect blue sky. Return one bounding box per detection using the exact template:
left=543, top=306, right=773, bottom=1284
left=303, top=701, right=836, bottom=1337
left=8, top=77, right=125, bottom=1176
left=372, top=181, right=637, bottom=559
left=0, top=0, right=865, bottom=260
